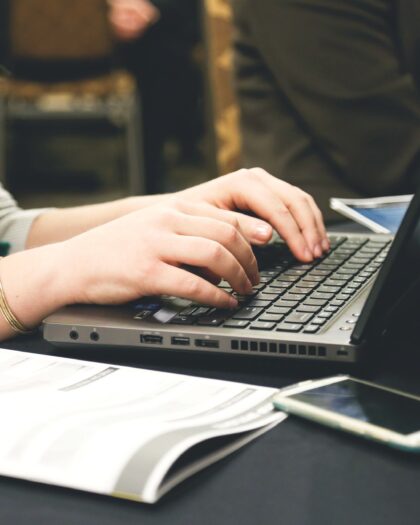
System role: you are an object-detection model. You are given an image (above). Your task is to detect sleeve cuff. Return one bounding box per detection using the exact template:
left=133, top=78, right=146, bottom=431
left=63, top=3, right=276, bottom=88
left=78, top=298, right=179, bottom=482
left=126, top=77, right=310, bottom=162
left=2, top=208, right=53, bottom=254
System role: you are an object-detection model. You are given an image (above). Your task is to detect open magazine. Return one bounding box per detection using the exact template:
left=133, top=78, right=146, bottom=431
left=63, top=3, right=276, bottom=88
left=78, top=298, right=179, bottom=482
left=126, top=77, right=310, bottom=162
left=330, top=195, right=412, bottom=233
left=0, top=349, right=286, bottom=503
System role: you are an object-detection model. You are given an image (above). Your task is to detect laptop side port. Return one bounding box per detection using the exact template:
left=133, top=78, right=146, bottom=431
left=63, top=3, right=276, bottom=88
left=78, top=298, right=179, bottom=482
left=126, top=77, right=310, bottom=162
left=140, top=334, right=163, bottom=344
left=195, top=339, right=219, bottom=349
left=171, top=336, right=190, bottom=346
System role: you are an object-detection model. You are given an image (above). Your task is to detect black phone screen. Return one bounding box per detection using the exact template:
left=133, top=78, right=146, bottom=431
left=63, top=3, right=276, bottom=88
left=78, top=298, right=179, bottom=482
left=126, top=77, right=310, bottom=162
left=291, top=379, right=420, bottom=435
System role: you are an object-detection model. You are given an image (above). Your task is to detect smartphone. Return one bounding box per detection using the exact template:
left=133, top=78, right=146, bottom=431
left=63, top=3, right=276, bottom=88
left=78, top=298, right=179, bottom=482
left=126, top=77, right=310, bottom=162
left=273, top=376, right=420, bottom=451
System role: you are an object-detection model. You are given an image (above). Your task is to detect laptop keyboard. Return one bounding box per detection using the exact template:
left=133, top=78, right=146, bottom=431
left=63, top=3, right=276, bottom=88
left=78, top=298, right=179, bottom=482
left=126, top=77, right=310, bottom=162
left=168, top=236, right=391, bottom=334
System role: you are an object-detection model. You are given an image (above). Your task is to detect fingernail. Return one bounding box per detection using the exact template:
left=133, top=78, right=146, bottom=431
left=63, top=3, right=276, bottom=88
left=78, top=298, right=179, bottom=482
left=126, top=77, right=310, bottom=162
left=245, top=278, right=253, bottom=293
left=254, top=223, right=272, bottom=241
left=304, top=248, right=313, bottom=260
left=313, top=244, right=322, bottom=258
left=229, top=296, right=238, bottom=308
left=253, top=272, right=260, bottom=286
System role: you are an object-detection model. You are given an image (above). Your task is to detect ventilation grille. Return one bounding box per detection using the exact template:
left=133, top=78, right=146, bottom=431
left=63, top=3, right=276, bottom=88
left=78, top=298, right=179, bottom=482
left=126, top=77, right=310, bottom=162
left=230, top=340, right=326, bottom=358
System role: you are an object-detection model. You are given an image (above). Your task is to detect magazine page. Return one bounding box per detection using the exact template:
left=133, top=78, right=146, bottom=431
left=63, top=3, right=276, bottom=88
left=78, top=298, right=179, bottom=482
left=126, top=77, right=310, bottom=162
left=0, top=349, right=286, bottom=503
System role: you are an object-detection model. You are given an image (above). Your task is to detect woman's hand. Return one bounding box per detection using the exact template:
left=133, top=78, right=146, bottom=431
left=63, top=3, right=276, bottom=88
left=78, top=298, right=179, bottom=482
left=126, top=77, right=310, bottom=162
left=60, top=200, right=262, bottom=309
left=174, top=168, right=329, bottom=261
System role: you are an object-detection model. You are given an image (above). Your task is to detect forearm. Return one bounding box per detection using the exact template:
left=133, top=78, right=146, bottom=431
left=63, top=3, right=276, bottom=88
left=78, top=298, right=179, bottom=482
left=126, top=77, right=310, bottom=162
left=26, top=194, right=166, bottom=248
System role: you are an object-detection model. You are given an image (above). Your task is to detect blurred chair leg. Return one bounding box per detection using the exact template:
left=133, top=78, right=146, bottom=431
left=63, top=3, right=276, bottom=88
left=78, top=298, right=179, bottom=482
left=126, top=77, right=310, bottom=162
left=0, top=97, right=7, bottom=187
left=126, top=92, right=145, bottom=195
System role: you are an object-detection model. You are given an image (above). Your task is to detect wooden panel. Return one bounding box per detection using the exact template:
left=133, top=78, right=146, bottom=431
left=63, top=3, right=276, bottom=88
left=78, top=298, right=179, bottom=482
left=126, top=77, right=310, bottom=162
left=10, top=0, right=113, bottom=60
left=204, top=0, right=241, bottom=175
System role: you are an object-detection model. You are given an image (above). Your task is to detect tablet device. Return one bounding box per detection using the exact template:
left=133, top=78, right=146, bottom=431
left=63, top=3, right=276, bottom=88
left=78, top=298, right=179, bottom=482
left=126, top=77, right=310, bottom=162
left=330, top=195, right=412, bottom=233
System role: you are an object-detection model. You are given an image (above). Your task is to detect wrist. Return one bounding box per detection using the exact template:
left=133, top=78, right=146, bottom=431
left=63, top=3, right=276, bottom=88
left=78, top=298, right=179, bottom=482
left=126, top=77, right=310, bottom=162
left=0, top=243, right=75, bottom=329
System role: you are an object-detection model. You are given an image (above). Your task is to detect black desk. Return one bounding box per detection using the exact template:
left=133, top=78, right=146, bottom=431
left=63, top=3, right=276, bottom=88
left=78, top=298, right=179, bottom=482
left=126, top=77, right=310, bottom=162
left=1, top=325, right=420, bottom=525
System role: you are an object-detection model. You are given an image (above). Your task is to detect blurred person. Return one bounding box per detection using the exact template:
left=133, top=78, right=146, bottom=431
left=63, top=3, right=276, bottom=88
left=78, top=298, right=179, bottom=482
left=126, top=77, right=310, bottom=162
left=0, top=168, right=328, bottom=340
left=232, top=0, right=420, bottom=222
left=108, top=0, right=203, bottom=194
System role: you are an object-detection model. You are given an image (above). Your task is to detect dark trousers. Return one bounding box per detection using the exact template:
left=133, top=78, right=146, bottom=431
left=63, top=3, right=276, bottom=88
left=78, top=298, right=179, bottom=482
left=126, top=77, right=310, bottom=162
left=233, top=0, right=420, bottom=220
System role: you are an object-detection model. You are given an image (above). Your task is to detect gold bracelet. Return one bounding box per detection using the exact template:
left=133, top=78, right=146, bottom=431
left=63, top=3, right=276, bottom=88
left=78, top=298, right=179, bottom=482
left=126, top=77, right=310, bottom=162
left=0, top=260, right=33, bottom=334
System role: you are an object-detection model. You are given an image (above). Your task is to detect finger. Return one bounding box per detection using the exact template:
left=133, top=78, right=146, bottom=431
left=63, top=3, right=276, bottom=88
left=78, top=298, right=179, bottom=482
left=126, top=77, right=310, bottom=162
left=162, top=236, right=254, bottom=295
left=171, top=211, right=259, bottom=285
left=175, top=201, right=273, bottom=246
left=152, top=264, right=237, bottom=308
left=249, top=168, right=327, bottom=257
left=227, top=174, right=314, bottom=262
left=282, top=189, right=324, bottom=258
left=306, top=195, right=330, bottom=251
left=183, top=265, right=222, bottom=286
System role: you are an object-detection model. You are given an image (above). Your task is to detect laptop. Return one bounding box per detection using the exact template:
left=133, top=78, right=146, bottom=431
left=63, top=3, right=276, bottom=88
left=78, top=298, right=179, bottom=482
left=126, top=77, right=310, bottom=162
left=43, top=187, right=420, bottom=364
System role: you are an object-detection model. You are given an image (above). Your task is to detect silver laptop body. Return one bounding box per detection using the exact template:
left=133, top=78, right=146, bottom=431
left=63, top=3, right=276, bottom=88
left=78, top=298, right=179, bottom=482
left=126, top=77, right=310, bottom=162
left=44, top=191, right=420, bottom=364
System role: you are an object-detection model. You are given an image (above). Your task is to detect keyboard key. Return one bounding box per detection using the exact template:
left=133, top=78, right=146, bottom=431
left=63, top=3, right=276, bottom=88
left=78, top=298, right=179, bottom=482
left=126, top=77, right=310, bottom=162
left=296, top=304, right=321, bottom=313
left=318, top=311, right=334, bottom=319
left=301, top=276, right=324, bottom=283
left=192, top=307, right=214, bottom=316
left=197, top=316, right=225, bottom=326
left=267, top=306, right=291, bottom=315
left=259, top=270, right=280, bottom=278
left=309, top=269, right=331, bottom=277
left=170, top=315, right=195, bottom=325
left=289, top=286, right=312, bottom=295
left=269, top=281, right=292, bottom=289
left=246, top=299, right=272, bottom=308
left=304, top=298, right=328, bottom=307
left=274, top=275, right=299, bottom=283
left=284, top=312, right=314, bottom=324
left=325, top=305, right=339, bottom=313
left=281, top=293, right=306, bottom=302
left=257, top=292, right=279, bottom=301
left=276, top=323, right=302, bottom=333
left=340, top=288, right=356, bottom=296
left=317, top=286, right=340, bottom=294
left=284, top=269, right=306, bottom=276
left=259, top=313, right=285, bottom=322
left=179, top=306, right=198, bottom=316
left=232, top=307, right=263, bottom=320
left=250, top=321, right=276, bottom=331
left=336, top=293, right=352, bottom=301
left=224, top=319, right=250, bottom=329
left=273, top=300, right=299, bottom=308
left=331, top=299, right=345, bottom=307
left=293, top=282, right=319, bottom=289
left=311, top=317, right=328, bottom=325
left=303, top=325, right=320, bottom=334
left=310, top=292, right=334, bottom=300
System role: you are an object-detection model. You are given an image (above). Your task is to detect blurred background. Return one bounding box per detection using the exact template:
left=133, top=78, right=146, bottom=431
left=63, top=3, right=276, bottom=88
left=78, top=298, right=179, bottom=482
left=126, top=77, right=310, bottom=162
left=0, top=0, right=240, bottom=209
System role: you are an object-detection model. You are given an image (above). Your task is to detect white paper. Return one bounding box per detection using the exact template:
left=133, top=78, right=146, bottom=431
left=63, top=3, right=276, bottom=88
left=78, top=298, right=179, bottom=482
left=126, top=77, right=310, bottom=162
left=0, top=349, right=286, bottom=503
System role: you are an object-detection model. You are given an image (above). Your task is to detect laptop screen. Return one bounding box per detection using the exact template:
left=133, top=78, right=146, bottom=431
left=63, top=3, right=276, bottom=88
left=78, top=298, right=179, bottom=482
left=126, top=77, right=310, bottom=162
left=351, top=188, right=420, bottom=344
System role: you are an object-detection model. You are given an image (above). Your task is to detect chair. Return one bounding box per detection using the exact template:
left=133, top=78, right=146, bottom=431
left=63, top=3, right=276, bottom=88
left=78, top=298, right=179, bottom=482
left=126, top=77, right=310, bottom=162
left=202, top=0, right=241, bottom=176
left=0, top=0, right=144, bottom=194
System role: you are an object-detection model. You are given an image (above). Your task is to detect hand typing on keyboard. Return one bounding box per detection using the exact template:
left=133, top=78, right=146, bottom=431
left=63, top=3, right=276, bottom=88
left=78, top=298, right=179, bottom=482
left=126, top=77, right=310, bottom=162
left=0, top=168, right=329, bottom=340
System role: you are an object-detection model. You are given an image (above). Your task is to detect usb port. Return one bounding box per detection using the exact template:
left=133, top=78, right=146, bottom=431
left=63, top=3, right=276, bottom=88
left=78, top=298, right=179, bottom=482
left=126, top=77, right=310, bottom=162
left=140, top=334, right=163, bottom=344
left=195, top=339, right=219, bottom=349
left=171, top=336, right=190, bottom=346
left=337, top=349, right=349, bottom=357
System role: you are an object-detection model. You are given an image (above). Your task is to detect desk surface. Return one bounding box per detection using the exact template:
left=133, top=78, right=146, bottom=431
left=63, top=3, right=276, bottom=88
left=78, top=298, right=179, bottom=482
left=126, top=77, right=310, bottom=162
left=0, top=212, right=416, bottom=525
left=1, top=326, right=420, bottom=525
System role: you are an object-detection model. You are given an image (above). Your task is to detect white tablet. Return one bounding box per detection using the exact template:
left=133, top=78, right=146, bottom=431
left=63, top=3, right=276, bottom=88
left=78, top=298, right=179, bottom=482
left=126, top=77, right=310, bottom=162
left=330, top=195, right=412, bottom=233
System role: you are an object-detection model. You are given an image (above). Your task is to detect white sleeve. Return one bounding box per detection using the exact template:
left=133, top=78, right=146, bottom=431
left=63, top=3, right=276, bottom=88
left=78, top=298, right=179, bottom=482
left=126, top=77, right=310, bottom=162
left=0, top=184, right=53, bottom=253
